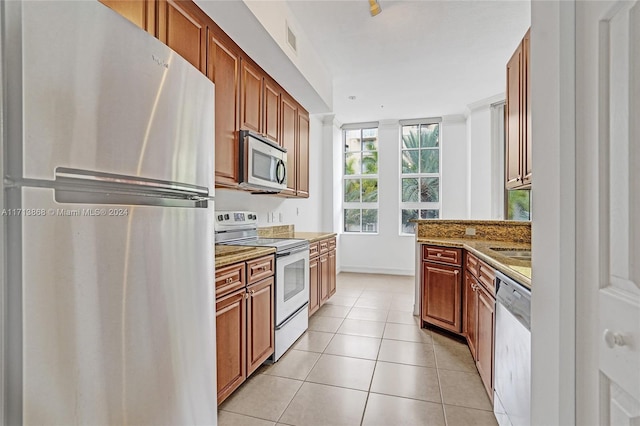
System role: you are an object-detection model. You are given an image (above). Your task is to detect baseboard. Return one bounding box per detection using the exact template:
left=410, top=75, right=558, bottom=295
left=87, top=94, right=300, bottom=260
left=338, top=266, right=415, bottom=276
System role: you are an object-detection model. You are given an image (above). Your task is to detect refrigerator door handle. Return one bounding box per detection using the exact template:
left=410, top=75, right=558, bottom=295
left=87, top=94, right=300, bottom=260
left=52, top=167, right=212, bottom=208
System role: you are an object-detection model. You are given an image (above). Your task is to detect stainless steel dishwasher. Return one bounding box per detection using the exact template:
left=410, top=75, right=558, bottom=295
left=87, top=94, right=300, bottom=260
left=493, top=271, right=531, bottom=426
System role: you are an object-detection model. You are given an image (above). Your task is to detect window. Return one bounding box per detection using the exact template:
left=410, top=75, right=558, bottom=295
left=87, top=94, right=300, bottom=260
left=506, top=189, right=531, bottom=220
left=343, top=126, right=378, bottom=233
left=400, top=121, right=441, bottom=234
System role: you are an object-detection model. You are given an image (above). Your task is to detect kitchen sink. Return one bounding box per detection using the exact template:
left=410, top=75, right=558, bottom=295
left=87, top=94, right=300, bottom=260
left=490, top=247, right=532, bottom=261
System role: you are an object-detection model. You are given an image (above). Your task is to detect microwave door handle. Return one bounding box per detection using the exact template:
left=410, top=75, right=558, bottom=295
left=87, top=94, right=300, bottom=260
left=276, top=159, right=286, bottom=184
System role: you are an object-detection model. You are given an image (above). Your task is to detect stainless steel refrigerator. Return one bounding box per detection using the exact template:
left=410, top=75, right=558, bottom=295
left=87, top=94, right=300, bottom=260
left=1, top=1, right=217, bottom=424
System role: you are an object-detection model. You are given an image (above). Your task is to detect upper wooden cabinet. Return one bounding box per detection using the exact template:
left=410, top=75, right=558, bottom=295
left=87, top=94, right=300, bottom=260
left=263, top=78, right=281, bottom=143
left=280, top=93, right=298, bottom=196
left=297, top=111, right=310, bottom=198
left=99, top=0, right=155, bottom=34
left=103, top=0, right=310, bottom=197
left=240, top=60, right=263, bottom=133
left=207, top=27, right=241, bottom=188
left=506, top=29, right=531, bottom=189
left=157, top=0, right=207, bottom=74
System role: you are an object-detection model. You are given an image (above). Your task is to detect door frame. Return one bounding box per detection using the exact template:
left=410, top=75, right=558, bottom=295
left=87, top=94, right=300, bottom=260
left=530, top=1, right=577, bottom=425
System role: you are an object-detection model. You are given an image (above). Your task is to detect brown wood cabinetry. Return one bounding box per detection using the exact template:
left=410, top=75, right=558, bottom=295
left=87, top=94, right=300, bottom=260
left=215, top=255, right=275, bottom=405
left=463, top=271, right=478, bottom=359
left=99, top=0, right=155, bottom=33
left=280, top=93, right=298, bottom=196
left=308, top=256, right=320, bottom=316
left=297, top=111, right=310, bottom=198
left=246, top=276, right=275, bottom=375
left=103, top=0, right=311, bottom=196
left=506, top=29, right=532, bottom=189
left=215, top=288, right=246, bottom=405
left=421, top=260, right=462, bottom=333
left=463, top=251, right=496, bottom=403
left=263, top=78, right=281, bottom=143
left=308, top=237, right=337, bottom=316
left=476, top=283, right=495, bottom=400
left=240, top=60, right=263, bottom=133
left=207, top=27, right=241, bottom=188
left=157, top=0, right=207, bottom=73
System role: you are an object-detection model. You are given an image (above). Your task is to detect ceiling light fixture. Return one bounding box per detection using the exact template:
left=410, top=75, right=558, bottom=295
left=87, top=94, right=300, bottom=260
left=369, top=0, right=381, bottom=17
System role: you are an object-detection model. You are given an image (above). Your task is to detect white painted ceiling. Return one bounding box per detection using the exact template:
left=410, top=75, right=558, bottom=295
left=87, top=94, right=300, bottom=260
left=286, top=0, right=530, bottom=123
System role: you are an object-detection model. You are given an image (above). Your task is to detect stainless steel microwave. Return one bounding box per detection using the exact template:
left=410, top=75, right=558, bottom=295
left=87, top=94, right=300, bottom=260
left=239, top=130, right=287, bottom=192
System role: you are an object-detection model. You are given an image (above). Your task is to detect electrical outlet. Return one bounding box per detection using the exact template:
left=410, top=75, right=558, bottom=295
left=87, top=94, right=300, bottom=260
left=465, top=227, right=476, bottom=236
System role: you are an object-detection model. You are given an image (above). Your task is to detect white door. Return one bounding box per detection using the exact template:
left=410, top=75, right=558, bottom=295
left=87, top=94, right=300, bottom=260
left=576, top=0, right=640, bottom=423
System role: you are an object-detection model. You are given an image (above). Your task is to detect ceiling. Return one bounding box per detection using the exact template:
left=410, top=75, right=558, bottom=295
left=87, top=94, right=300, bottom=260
left=286, top=0, right=530, bottom=123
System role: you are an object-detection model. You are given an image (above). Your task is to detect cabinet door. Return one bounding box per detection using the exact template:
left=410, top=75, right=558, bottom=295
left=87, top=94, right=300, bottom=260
left=208, top=28, right=240, bottom=187
left=157, top=0, right=207, bottom=73
left=297, top=111, right=310, bottom=198
left=240, top=60, right=263, bottom=133
left=216, top=288, right=246, bottom=405
left=506, top=42, right=523, bottom=189
left=421, top=262, right=462, bottom=333
left=263, top=79, right=281, bottom=143
left=476, top=285, right=495, bottom=401
left=319, top=254, right=330, bottom=305
left=463, top=271, right=478, bottom=360
left=246, top=277, right=275, bottom=375
left=522, top=29, right=532, bottom=186
left=328, top=249, right=336, bottom=297
left=99, top=0, right=155, bottom=34
left=309, top=256, right=320, bottom=316
left=280, top=93, right=298, bottom=196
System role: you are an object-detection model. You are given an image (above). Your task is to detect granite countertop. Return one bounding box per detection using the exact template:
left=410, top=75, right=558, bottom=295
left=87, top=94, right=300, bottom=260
left=417, top=237, right=531, bottom=289
left=289, top=232, right=337, bottom=243
left=215, top=245, right=276, bottom=269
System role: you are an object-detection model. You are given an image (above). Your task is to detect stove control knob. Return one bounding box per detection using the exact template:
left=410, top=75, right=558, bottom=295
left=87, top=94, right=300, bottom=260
left=224, top=214, right=230, bottom=220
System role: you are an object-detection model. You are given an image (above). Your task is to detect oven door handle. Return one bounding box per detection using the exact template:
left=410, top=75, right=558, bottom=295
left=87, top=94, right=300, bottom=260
left=275, top=302, right=309, bottom=330
left=276, top=245, right=309, bottom=257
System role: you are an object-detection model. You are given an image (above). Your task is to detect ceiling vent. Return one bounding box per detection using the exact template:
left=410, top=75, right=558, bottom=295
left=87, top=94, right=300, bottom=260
left=286, top=22, right=297, bottom=54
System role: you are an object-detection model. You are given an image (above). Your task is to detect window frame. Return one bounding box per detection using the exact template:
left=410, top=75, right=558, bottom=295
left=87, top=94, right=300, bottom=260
left=399, top=119, right=442, bottom=236
left=342, top=124, right=379, bottom=234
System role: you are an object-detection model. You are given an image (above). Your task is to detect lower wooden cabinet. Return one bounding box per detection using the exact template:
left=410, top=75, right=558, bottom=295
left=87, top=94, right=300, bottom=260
left=476, top=283, right=495, bottom=400
left=463, top=271, right=478, bottom=360
left=246, top=277, right=275, bottom=375
left=308, top=257, right=320, bottom=316
left=308, top=237, right=337, bottom=316
left=463, top=252, right=496, bottom=403
left=421, top=261, right=462, bottom=333
left=215, top=255, right=275, bottom=405
left=215, top=288, right=246, bottom=405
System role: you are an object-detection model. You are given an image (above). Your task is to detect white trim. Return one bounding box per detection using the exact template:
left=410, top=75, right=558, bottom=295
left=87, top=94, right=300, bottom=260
left=341, top=121, right=379, bottom=130
left=466, top=93, right=506, bottom=112
left=339, top=266, right=415, bottom=276
left=398, top=117, right=442, bottom=126
left=441, top=114, right=466, bottom=124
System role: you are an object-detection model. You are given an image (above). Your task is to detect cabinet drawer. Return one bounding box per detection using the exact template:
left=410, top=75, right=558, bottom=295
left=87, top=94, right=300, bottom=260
left=319, top=239, right=330, bottom=254
left=465, top=252, right=480, bottom=277
left=309, top=242, right=319, bottom=258
left=215, top=263, right=245, bottom=298
left=246, top=255, right=274, bottom=284
left=478, top=262, right=496, bottom=295
left=328, top=237, right=336, bottom=251
left=423, top=246, right=462, bottom=265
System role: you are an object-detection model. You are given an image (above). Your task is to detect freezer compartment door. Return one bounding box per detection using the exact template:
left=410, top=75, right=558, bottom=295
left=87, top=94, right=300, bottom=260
left=20, top=1, right=214, bottom=191
left=21, top=187, right=217, bottom=425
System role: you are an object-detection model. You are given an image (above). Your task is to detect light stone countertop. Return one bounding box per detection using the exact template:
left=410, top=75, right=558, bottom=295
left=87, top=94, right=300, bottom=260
left=215, top=245, right=276, bottom=269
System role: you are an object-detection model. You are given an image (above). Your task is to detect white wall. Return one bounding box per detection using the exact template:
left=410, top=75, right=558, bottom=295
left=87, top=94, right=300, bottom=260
left=466, top=99, right=498, bottom=219
left=338, top=118, right=470, bottom=276
left=440, top=115, right=468, bottom=219
left=215, top=115, right=324, bottom=231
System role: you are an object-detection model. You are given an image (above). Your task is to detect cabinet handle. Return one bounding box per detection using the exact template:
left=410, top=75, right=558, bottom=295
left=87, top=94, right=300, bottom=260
left=454, top=270, right=459, bottom=275
left=244, top=293, right=249, bottom=300
left=436, top=253, right=442, bottom=257
left=225, top=277, right=233, bottom=283
left=516, top=177, right=521, bottom=181
left=250, top=289, right=255, bottom=295
left=603, top=329, right=626, bottom=348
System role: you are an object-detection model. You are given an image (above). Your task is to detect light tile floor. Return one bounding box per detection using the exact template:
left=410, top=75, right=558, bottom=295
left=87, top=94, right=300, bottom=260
left=218, top=272, right=498, bottom=426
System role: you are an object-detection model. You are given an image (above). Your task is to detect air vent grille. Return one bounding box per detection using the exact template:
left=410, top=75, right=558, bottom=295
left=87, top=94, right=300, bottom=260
left=286, top=23, right=297, bottom=53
